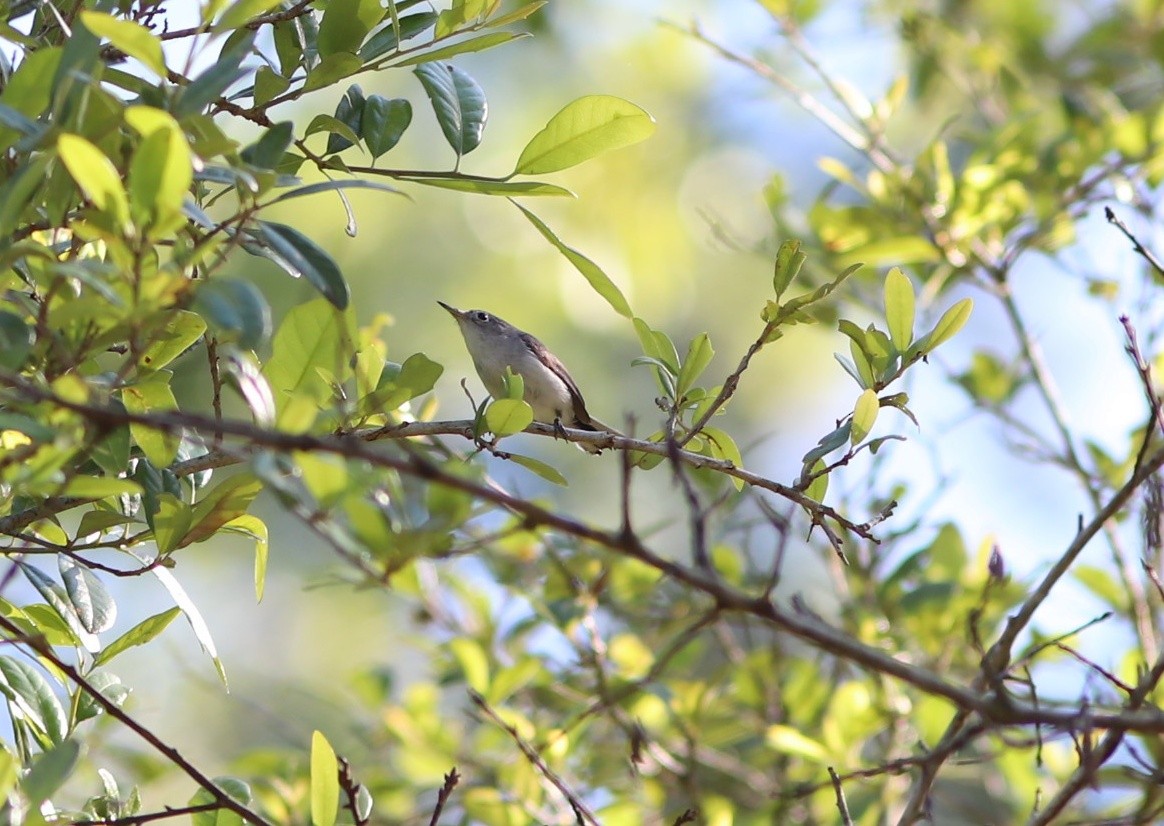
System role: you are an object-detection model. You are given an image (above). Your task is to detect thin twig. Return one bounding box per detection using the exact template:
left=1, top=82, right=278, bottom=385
left=828, top=766, right=855, bottom=826
left=469, top=691, right=600, bottom=826
left=427, top=768, right=461, bottom=826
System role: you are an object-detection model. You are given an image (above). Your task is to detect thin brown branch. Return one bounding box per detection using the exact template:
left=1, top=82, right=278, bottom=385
left=828, top=766, right=855, bottom=826
left=469, top=690, right=600, bottom=826
left=0, top=617, right=273, bottom=826
left=427, top=768, right=461, bottom=826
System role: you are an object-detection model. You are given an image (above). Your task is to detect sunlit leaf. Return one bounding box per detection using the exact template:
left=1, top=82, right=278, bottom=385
left=514, top=95, right=655, bottom=174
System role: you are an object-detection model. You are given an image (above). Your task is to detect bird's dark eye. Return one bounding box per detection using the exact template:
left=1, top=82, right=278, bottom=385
left=474, top=311, right=490, bottom=322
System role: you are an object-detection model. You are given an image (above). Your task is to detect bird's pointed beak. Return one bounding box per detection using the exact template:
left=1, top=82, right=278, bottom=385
left=437, top=300, right=462, bottom=319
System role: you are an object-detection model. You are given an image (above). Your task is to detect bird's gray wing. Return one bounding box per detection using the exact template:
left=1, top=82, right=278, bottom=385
left=519, top=331, right=596, bottom=428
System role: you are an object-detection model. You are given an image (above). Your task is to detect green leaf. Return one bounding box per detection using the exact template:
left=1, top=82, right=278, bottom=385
left=20, top=739, right=80, bottom=809
left=703, top=427, right=743, bottom=490
left=120, top=373, right=181, bottom=467
left=0, top=657, right=68, bottom=745
left=151, top=494, right=193, bottom=554
left=127, top=119, right=194, bottom=231
left=310, top=731, right=340, bottom=826
left=221, top=515, right=270, bottom=602
left=803, top=459, right=828, bottom=502
left=253, top=66, right=290, bottom=106
left=359, top=13, right=438, bottom=62
left=190, top=778, right=252, bottom=826
left=507, top=453, right=567, bottom=486
left=303, top=52, right=363, bottom=92
left=884, top=267, right=915, bottom=352
left=195, top=278, right=272, bottom=350
left=79, top=11, right=166, bottom=78
left=514, top=202, right=632, bottom=317
left=485, top=398, right=533, bottom=436
left=765, top=725, right=828, bottom=762
left=94, top=607, right=182, bottom=667
left=241, top=121, right=294, bottom=169
left=371, top=352, right=444, bottom=410
left=399, top=177, right=572, bottom=197
left=413, top=62, right=487, bottom=158
left=174, top=35, right=251, bottom=117
left=138, top=310, right=206, bottom=371
left=802, top=422, right=851, bottom=469
left=57, top=134, right=130, bottom=229
left=318, top=0, right=384, bottom=56
left=263, top=298, right=351, bottom=410
left=18, top=563, right=98, bottom=652
left=180, top=474, right=264, bottom=548
left=217, top=0, right=285, bottom=31
left=920, top=298, right=973, bottom=354
left=362, top=96, right=412, bottom=159
left=839, top=236, right=939, bottom=267
left=773, top=239, right=806, bottom=297
left=485, top=0, right=548, bottom=28
left=850, top=388, right=879, bottom=444
left=677, top=333, right=714, bottom=399
left=326, top=86, right=365, bottom=154
left=514, top=95, right=655, bottom=175
left=59, top=556, right=117, bottom=634
left=0, top=311, right=32, bottom=370
left=254, top=221, right=350, bottom=309
left=395, top=31, right=528, bottom=66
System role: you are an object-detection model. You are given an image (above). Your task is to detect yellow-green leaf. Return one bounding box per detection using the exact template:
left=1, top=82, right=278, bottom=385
left=883, top=267, right=915, bottom=352
left=923, top=298, right=973, bottom=353
left=850, top=388, right=879, bottom=444
left=514, top=202, right=632, bottom=318
left=310, top=731, right=340, bottom=826
left=485, top=398, right=533, bottom=436
left=80, top=12, right=166, bottom=78
left=514, top=95, right=656, bottom=175
left=57, top=134, right=130, bottom=229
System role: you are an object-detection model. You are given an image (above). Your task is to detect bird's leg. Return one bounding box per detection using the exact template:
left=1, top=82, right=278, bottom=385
left=552, top=417, right=569, bottom=441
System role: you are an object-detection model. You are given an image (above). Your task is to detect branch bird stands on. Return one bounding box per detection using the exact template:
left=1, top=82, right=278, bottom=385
left=438, top=301, right=619, bottom=453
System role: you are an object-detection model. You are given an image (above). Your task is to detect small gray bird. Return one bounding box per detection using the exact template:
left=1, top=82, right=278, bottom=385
left=439, top=301, right=616, bottom=453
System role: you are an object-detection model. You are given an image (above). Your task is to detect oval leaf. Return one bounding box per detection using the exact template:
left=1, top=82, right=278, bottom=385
left=362, top=96, right=412, bottom=160
left=923, top=298, right=973, bottom=353
left=413, top=62, right=487, bottom=158
left=884, top=267, right=915, bottom=352
left=515, top=95, right=655, bottom=175
left=310, top=731, right=340, bottom=826
left=850, top=388, right=879, bottom=444
left=254, top=221, right=350, bottom=309
left=485, top=398, right=534, bottom=436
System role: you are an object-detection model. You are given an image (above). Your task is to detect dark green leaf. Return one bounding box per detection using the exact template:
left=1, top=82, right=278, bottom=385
left=362, top=96, right=412, bottom=159
left=326, top=85, right=365, bottom=155
left=175, top=35, right=252, bottom=117
left=253, top=221, right=350, bottom=309
left=395, top=32, right=527, bottom=65
left=241, top=121, right=294, bottom=170
left=269, top=179, right=404, bottom=205
left=359, top=13, right=438, bottom=62
left=413, top=62, right=487, bottom=158
left=195, top=278, right=272, bottom=350
left=0, top=311, right=32, bottom=370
